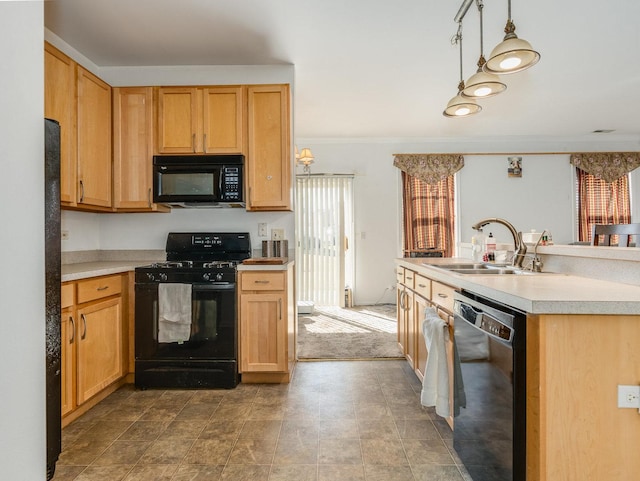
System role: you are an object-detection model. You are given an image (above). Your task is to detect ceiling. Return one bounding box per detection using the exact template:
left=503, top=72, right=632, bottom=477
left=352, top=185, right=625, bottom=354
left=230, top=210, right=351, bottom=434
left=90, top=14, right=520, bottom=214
left=44, top=0, right=640, bottom=145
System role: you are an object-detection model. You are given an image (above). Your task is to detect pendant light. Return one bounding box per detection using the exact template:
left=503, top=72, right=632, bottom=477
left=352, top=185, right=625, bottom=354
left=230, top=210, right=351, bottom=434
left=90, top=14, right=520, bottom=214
left=443, top=23, right=481, bottom=118
left=484, top=0, right=540, bottom=75
left=462, top=0, right=506, bottom=98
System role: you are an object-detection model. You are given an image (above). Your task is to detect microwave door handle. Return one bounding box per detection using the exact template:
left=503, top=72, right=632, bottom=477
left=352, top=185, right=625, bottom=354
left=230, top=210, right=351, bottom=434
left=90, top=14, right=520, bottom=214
left=219, top=169, right=224, bottom=197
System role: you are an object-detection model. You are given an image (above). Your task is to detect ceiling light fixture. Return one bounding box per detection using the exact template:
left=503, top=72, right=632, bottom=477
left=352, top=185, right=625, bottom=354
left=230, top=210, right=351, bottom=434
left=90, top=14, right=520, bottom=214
left=462, top=0, right=506, bottom=98
left=443, top=22, right=481, bottom=118
left=484, top=0, right=540, bottom=75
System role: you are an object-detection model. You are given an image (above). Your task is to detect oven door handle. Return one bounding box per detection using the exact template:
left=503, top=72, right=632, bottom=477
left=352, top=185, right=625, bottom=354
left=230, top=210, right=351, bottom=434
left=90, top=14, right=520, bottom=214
left=191, top=283, right=236, bottom=291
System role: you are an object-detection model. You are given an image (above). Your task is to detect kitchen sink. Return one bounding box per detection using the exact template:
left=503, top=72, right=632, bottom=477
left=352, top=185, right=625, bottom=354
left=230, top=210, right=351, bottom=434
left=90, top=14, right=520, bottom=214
left=426, top=262, right=537, bottom=275
left=447, top=268, right=534, bottom=275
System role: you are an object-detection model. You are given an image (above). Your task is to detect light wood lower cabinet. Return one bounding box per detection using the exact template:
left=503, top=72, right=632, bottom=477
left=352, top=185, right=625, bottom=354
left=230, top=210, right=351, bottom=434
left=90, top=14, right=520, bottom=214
left=239, top=266, right=296, bottom=382
left=61, top=274, right=126, bottom=425
left=396, top=266, right=456, bottom=428
left=60, top=283, right=75, bottom=417
left=76, top=297, right=123, bottom=404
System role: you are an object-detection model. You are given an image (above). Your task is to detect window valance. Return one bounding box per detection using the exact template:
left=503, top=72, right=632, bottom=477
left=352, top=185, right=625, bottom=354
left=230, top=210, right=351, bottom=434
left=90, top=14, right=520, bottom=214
left=393, top=154, right=464, bottom=185
left=570, top=152, right=640, bottom=183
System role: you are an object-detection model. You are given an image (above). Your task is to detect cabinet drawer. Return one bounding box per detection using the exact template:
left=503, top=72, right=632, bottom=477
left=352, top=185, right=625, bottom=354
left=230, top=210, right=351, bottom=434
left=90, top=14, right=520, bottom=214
left=403, top=269, right=416, bottom=289
left=431, top=281, right=456, bottom=313
left=241, top=271, right=285, bottom=291
left=414, top=274, right=431, bottom=299
left=396, top=267, right=404, bottom=285
left=77, top=275, right=122, bottom=304
left=61, top=283, right=75, bottom=309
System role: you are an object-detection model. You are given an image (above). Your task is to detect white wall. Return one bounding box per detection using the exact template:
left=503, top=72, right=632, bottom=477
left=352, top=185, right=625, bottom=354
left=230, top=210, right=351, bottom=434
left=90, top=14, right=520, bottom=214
left=457, top=154, right=575, bottom=245
left=0, top=2, right=46, bottom=479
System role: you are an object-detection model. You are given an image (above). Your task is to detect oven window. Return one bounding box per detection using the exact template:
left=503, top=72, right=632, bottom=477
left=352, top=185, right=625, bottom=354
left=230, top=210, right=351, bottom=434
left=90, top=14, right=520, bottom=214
left=136, top=283, right=236, bottom=360
left=160, top=172, right=216, bottom=196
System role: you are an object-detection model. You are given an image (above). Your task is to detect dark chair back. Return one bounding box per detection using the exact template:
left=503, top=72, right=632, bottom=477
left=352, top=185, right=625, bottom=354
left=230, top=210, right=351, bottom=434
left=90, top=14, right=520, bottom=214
left=591, top=223, right=640, bottom=246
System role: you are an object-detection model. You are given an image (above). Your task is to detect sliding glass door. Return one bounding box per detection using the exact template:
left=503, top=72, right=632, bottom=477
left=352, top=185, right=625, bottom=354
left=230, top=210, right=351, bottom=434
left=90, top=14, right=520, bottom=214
left=295, top=175, right=354, bottom=307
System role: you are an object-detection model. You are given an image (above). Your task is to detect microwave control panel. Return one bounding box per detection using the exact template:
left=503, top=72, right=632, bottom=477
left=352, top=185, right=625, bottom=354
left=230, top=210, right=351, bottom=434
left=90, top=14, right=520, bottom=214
left=222, top=167, right=242, bottom=201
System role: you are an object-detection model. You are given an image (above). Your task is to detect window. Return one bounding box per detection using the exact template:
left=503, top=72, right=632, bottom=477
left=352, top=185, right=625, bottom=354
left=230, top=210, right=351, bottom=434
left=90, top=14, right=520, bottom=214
left=401, top=172, right=455, bottom=257
left=576, top=168, right=631, bottom=242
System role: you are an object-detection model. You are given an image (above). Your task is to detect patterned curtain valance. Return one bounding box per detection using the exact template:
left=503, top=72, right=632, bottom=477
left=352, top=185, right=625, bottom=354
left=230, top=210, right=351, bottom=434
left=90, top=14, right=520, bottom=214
left=570, top=152, right=640, bottom=183
left=393, top=154, right=464, bottom=184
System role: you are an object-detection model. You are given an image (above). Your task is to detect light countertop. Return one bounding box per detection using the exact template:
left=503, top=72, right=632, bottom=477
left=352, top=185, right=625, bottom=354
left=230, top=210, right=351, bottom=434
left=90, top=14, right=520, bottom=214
left=397, top=257, right=640, bottom=315
left=62, top=258, right=295, bottom=282
left=62, top=261, right=153, bottom=282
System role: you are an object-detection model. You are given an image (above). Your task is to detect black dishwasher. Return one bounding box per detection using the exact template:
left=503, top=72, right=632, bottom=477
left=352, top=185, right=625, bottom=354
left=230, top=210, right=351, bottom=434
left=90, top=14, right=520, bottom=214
left=452, top=290, right=526, bottom=481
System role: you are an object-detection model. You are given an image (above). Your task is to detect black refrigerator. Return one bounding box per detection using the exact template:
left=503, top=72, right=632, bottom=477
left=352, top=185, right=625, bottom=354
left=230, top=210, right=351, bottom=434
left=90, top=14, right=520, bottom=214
left=45, top=118, right=61, bottom=480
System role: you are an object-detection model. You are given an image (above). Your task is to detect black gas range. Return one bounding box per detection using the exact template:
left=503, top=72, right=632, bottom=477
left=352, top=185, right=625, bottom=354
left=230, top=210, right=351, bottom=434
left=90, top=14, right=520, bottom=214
left=134, top=232, right=251, bottom=389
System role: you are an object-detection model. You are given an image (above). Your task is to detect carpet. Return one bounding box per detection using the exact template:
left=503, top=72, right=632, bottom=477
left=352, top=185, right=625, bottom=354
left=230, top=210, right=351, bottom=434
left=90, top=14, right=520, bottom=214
left=297, top=304, right=404, bottom=360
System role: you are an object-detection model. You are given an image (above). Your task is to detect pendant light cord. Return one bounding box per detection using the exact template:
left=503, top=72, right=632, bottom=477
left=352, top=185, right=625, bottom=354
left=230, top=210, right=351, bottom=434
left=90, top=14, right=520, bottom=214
left=451, top=23, right=464, bottom=89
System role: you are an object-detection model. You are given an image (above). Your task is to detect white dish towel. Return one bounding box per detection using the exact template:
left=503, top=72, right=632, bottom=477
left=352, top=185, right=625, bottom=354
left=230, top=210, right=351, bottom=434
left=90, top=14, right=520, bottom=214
left=420, top=307, right=450, bottom=418
left=158, top=283, right=192, bottom=343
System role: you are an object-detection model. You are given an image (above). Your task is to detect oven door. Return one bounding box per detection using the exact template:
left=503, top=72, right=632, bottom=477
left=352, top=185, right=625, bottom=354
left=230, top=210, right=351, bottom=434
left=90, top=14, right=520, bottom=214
left=135, top=282, right=237, bottom=361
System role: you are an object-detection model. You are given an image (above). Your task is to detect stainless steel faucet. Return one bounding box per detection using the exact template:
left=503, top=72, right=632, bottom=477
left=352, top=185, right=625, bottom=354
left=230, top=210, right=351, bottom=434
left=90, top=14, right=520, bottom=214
left=471, top=217, right=528, bottom=268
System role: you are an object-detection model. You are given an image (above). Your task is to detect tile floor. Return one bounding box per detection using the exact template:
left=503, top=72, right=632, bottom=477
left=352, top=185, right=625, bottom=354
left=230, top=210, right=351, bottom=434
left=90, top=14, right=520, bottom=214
left=52, top=360, right=471, bottom=481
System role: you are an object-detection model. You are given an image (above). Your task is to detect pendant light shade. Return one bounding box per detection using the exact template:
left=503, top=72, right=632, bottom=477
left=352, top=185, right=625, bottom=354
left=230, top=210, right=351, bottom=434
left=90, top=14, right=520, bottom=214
left=443, top=91, right=482, bottom=117
left=484, top=1, right=540, bottom=75
left=461, top=1, right=506, bottom=99
left=462, top=68, right=506, bottom=98
left=484, top=31, right=540, bottom=74
left=443, top=24, right=481, bottom=118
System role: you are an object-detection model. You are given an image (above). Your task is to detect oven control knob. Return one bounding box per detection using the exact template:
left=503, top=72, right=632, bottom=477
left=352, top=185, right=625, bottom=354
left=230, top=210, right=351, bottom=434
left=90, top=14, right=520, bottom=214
left=215, top=273, right=224, bottom=281
left=158, top=273, right=168, bottom=282
left=202, top=272, right=211, bottom=281
left=146, top=273, right=155, bottom=281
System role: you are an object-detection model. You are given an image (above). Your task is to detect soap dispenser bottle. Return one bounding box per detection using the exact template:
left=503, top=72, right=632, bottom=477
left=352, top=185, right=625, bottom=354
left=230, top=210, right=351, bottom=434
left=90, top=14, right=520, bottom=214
left=485, top=232, right=496, bottom=261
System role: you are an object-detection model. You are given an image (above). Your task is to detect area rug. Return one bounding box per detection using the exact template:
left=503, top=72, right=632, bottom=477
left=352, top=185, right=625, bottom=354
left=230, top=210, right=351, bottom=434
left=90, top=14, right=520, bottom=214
left=297, top=304, right=403, bottom=360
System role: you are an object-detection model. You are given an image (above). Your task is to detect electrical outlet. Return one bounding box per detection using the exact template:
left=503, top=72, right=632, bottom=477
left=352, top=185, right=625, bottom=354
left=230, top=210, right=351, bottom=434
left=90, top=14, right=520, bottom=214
left=617, top=385, right=640, bottom=408
left=258, top=223, right=268, bottom=237
left=272, top=228, right=285, bottom=240
left=61, top=230, right=69, bottom=241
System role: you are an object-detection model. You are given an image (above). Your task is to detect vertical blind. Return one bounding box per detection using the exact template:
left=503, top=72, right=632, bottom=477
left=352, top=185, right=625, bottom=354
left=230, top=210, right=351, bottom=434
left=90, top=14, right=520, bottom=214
left=296, top=176, right=354, bottom=307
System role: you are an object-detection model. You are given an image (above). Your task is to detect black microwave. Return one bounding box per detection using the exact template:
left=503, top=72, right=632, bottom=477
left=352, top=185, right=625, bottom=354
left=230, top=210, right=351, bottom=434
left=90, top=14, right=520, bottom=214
left=153, top=155, right=244, bottom=207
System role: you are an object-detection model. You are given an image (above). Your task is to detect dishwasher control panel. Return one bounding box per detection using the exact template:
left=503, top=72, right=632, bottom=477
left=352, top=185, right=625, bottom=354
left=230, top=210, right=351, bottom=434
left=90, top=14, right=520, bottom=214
left=479, top=313, right=513, bottom=342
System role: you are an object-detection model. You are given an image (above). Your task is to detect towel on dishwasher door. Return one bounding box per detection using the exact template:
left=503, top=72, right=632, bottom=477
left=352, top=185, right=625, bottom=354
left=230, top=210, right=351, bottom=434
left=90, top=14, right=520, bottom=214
left=158, top=283, right=192, bottom=343
left=420, top=307, right=451, bottom=418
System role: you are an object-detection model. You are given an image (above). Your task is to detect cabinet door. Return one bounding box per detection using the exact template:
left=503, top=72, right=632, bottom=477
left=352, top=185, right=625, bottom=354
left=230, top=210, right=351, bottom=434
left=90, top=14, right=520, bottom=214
left=406, top=289, right=419, bottom=368
left=77, top=66, right=112, bottom=208
left=397, top=286, right=408, bottom=355
left=157, top=87, right=199, bottom=153
left=60, top=307, right=76, bottom=416
left=113, top=87, right=155, bottom=210
left=246, top=85, right=291, bottom=211
left=240, top=293, right=287, bottom=372
left=202, top=87, right=244, bottom=153
left=44, top=43, right=77, bottom=206
left=76, top=297, right=123, bottom=405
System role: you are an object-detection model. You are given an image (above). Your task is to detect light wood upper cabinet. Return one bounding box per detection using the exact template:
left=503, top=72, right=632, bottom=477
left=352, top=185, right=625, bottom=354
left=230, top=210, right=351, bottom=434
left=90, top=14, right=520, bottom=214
left=44, top=43, right=77, bottom=206
left=203, top=87, right=244, bottom=153
left=113, top=87, right=167, bottom=211
left=246, top=84, right=291, bottom=211
left=77, top=66, right=112, bottom=208
left=156, top=86, right=244, bottom=154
